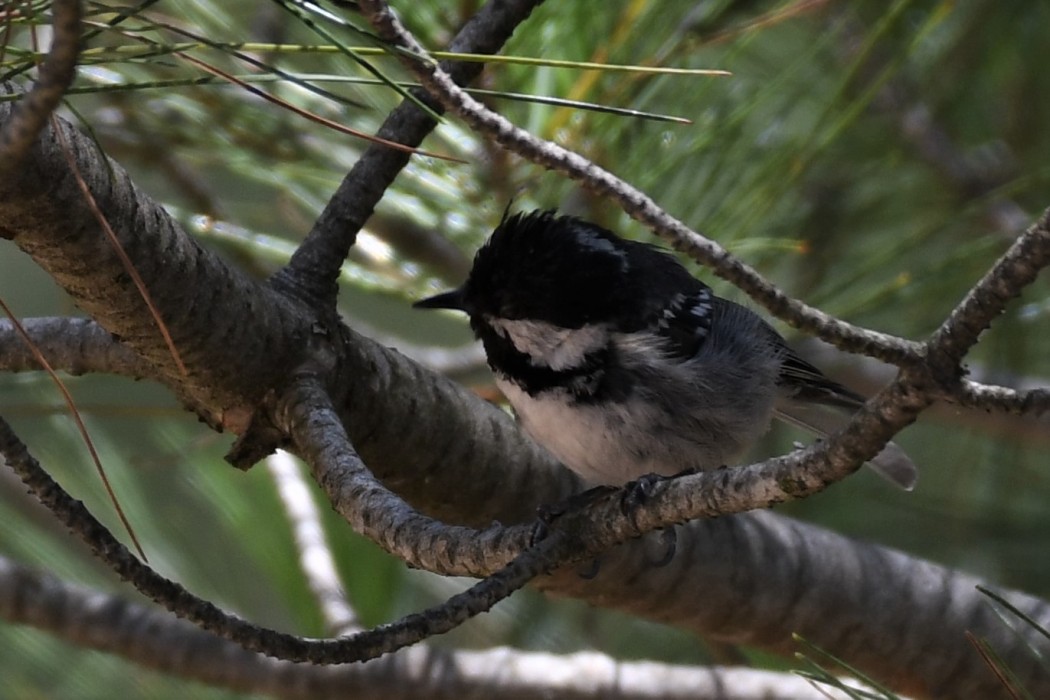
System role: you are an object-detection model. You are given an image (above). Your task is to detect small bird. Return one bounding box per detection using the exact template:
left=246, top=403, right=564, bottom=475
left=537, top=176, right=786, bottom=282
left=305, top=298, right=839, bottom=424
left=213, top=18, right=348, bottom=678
left=415, top=209, right=916, bottom=490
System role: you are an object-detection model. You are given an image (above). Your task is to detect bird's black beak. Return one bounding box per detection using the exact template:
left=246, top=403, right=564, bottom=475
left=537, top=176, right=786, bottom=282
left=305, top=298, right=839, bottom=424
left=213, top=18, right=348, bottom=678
left=413, top=287, right=468, bottom=312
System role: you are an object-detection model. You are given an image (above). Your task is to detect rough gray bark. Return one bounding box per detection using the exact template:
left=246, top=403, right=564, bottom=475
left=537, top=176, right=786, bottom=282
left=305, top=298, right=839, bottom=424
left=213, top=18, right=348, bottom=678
left=2, top=1, right=1049, bottom=697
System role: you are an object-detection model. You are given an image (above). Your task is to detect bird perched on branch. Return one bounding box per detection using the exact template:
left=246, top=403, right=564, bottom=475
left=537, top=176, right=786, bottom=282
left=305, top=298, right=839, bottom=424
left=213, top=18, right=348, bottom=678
left=416, top=209, right=916, bottom=491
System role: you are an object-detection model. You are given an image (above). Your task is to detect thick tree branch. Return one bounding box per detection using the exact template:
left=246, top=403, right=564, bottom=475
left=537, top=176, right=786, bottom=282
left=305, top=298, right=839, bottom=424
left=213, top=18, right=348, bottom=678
left=0, top=554, right=854, bottom=700
left=538, top=510, right=1050, bottom=698
left=0, top=87, right=314, bottom=430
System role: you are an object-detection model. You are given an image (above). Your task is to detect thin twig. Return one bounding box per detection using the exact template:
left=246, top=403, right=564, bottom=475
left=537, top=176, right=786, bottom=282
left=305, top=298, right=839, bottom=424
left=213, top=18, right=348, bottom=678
left=924, top=209, right=1050, bottom=382
left=274, top=0, right=546, bottom=306
left=0, top=0, right=81, bottom=173
left=951, top=379, right=1050, bottom=417
left=0, top=300, right=147, bottom=561
left=0, top=317, right=148, bottom=377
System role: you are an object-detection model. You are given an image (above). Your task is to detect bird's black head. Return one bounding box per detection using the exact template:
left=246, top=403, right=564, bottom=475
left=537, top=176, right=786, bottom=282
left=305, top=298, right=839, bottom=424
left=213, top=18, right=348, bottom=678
left=415, top=210, right=695, bottom=331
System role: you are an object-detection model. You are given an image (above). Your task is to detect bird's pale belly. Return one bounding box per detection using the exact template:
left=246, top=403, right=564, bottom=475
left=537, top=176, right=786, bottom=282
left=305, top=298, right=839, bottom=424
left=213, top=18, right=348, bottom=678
left=497, top=377, right=749, bottom=486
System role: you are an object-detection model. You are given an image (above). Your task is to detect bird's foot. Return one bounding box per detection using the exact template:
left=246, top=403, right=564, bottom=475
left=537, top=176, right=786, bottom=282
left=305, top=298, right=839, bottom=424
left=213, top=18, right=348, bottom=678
left=620, top=466, right=699, bottom=513
left=619, top=467, right=699, bottom=567
left=530, top=484, right=618, bottom=545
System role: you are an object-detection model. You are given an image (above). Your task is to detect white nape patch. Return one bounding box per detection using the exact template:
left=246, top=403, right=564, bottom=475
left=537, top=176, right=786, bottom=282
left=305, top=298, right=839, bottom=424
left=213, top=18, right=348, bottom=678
left=487, top=317, right=609, bottom=370
left=577, top=232, right=629, bottom=270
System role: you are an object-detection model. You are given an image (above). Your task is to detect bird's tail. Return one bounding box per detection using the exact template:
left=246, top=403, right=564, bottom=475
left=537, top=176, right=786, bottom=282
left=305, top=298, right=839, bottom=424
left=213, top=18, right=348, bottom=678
left=773, top=400, right=918, bottom=490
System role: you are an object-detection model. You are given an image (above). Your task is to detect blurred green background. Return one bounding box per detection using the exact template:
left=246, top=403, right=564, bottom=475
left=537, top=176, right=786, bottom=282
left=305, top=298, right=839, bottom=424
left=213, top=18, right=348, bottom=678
left=1, top=0, right=1049, bottom=696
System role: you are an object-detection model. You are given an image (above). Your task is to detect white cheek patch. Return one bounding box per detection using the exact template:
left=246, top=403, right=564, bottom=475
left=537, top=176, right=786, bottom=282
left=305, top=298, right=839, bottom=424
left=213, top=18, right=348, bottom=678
left=487, top=317, right=609, bottom=370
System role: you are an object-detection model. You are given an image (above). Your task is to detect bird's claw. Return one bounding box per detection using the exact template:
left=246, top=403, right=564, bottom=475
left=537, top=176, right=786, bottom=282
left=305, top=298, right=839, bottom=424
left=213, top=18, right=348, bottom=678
left=531, top=484, right=619, bottom=546
left=619, top=468, right=697, bottom=567
left=620, top=467, right=699, bottom=513
left=647, top=527, right=678, bottom=567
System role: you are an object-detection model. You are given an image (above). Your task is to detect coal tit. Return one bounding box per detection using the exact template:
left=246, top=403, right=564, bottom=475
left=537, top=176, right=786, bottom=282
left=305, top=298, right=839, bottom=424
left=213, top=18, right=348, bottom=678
left=416, top=210, right=917, bottom=490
